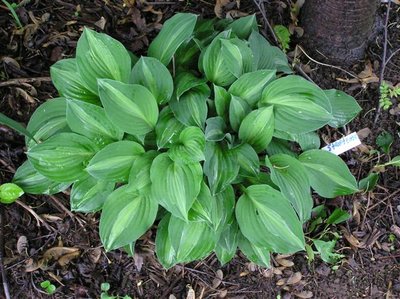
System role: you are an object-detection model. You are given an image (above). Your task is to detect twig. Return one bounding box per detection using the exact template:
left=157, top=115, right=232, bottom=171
left=0, top=206, right=11, bottom=299
left=374, top=1, right=391, bottom=125
left=296, top=45, right=359, bottom=79
left=252, top=0, right=314, bottom=82
left=48, top=195, right=86, bottom=227
left=252, top=0, right=280, bottom=46
left=15, top=200, right=55, bottom=232
left=0, top=77, right=51, bottom=88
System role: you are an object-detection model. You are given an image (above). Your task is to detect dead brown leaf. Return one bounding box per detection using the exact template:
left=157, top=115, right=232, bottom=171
left=276, top=278, right=286, bottom=286
left=212, top=269, right=224, bottom=288
left=214, top=0, right=240, bottom=19
left=276, top=258, right=294, bottom=267
left=286, top=272, right=302, bottom=285
left=17, top=236, right=28, bottom=255
left=336, top=61, right=379, bottom=87
left=341, top=228, right=366, bottom=249
left=88, top=248, right=102, bottom=264
left=58, top=250, right=80, bottom=266
left=186, top=285, right=195, bottom=299
left=25, top=258, right=44, bottom=272
left=294, top=291, right=313, bottom=298
left=134, top=253, right=144, bottom=272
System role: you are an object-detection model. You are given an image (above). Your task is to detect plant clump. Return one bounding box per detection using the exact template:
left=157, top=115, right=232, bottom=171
left=13, top=13, right=362, bottom=268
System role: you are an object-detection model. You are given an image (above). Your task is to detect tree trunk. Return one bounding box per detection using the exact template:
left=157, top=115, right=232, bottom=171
left=300, top=0, right=379, bottom=65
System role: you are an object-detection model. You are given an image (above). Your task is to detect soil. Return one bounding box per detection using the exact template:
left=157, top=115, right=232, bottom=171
left=1, top=1, right=400, bottom=299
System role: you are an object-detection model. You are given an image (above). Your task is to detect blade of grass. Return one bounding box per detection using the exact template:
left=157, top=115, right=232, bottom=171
left=1, top=0, right=23, bottom=28
left=0, top=112, right=36, bottom=142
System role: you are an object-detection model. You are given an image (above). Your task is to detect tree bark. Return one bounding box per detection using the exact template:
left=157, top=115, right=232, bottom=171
left=300, top=0, right=379, bottom=65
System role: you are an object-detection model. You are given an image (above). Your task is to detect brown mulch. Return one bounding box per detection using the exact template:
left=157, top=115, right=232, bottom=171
left=1, top=1, right=400, bottom=298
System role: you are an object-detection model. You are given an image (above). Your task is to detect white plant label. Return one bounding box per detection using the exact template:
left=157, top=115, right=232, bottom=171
left=322, top=132, right=361, bottom=155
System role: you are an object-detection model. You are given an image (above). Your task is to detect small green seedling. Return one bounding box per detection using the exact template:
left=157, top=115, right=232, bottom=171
left=1, top=0, right=23, bottom=28
left=273, top=25, right=291, bottom=52
left=380, top=81, right=400, bottom=110
left=40, top=280, right=56, bottom=295
left=306, top=206, right=349, bottom=265
left=0, top=183, right=24, bottom=204
left=100, top=283, right=131, bottom=299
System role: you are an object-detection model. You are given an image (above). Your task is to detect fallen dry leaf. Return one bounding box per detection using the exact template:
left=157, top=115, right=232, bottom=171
left=276, top=258, right=294, bottom=267
left=186, top=285, right=195, bottom=299
left=218, top=289, right=228, bottom=298
left=337, top=61, right=379, bottom=87
left=214, top=0, right=240, bottom=19
left=58, top=250, right=80, bottom=266
left=212, top=269, right=224, bottom=288
left=134, top=253, right=144, bottom=272
left=88, top=248, right=102, bottom=264
left=286, top=272, right=302, bottom=285
left=276, top=278, right=286, bottom=286
left=341, top=228, right=365, bottom=248
left=17, top=236, right=28, bottom=255
left=43, top=246, right=79, bottom=261
left=294, top=291, right=313, bottom=298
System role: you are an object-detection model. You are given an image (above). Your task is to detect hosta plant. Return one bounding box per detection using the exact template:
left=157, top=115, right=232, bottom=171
left=12, top=13, right=362, bottom=268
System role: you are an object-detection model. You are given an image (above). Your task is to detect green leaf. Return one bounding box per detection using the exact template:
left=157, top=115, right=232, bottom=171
left=12, top=160, right=71, bottom=195
left=0, top=113, right=36, bottom=142
left=150, top=153, right=202, bottom=221
left=384, top=156, right=400, bottom=167
left=358, top=172, right=379, bottom=192
left=238, top=106, right=274, bottom=152
left=226, top=14, right=258, bottom=39
left=236, top=185, right=305, bottom=253
left=66, top=99, right=123, bottom=143
left=249, top=30, right=292, bottom=73
left=155, top=214, right=176, bottom=269
left=266, top=138, right=296, bottom=157
left=130, top=56, right=174, bottom=104
left=50, top=58, right=99, bottom=104
left=0, top=183, right=24, bottom=204
left=229, top=70, right=276, bottom=107
left=202, top=38, right=237, bottom=87
left=100, top=185, right=158, bottom=251
left=265, top=154, right=313, bottom=222
left=294, top=132, right=321, bottom=151
left=148, top=13, right=197, bottom=65
left=214, top=84, right=231, bottom=121
left=260, top=75, right=332, bottom=134
left=299, top=149, right=358, bottom=198
left=168, top=214, right=216, bottom=263
left=27, top=133, right=98, bottom=182
left=189, top=183, right=235, bottom=233
left=273, top=25, right=291, bottom=51
left=205, top=116, right=226, bottom=142
left=98, top=79, right=159, bottom=136
left=87, top=140, right=144, bottom=182
left=168, top=126, right=205, bottom=163
left=76, top=28, right=131, bottom=94
left=155, top=107, right=185, bottom=149
left=229, top=96, right=251, bottom=132
left=313, top=239, right=344, bottom=264
left=170, top=85, right=209, bottom=128
left=215, top=220, right=239, bottom=265
left=203, top=142, right=240, bottom=195
left=238, top=233, right=271, bottom=268
left=326, top=208, right=351, bottom=225
left=376, top=131, right=393, bottom=154
left=128, top=150, right=158, bottom=190
left=233, top=143, right=260, bottom=179
left=220, top=38, right=253, bottom=78
left=70, top=176, right=114, bottom=212
left=26, top=98, right=69, bottom=148
left=324, top=89, right=361, bottom=128
left=175, top=72, right=207, bottom=100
